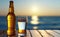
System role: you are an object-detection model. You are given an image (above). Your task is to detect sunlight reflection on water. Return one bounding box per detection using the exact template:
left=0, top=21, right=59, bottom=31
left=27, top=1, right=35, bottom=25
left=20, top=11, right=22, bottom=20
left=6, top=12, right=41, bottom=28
left=30, top=16, right=39, bottom=25
left=33, top=26, right=38, bottom=29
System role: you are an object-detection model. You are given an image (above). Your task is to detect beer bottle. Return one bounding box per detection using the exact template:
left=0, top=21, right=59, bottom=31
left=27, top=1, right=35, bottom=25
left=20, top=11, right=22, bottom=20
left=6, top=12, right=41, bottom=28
left=7, top=0, right=16, bottom=36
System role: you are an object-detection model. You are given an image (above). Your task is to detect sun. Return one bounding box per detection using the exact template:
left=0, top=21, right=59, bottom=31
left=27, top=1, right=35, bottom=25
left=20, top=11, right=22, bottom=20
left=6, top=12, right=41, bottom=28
left=32, top=6, right=38, bottom=12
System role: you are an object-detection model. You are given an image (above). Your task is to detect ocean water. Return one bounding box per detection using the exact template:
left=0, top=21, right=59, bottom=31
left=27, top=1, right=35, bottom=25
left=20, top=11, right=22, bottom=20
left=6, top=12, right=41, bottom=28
left=0, top=16, right=60, bottom=30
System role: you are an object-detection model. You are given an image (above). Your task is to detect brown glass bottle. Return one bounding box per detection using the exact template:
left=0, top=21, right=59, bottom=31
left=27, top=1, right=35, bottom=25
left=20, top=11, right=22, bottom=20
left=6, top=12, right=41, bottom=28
left=7, top=0, right=16, bottom=36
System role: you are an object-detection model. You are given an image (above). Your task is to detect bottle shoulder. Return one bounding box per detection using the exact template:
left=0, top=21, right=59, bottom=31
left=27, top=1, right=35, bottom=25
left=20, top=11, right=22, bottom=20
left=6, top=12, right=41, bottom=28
left=7, top=13, right=15, bottom=19
left=7, top=13, right=15, bottom=16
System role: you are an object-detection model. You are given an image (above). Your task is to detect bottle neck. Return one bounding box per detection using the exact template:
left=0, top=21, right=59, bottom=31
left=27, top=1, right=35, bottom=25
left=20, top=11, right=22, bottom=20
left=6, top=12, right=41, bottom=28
left=9, top=1, right=14, bottom=13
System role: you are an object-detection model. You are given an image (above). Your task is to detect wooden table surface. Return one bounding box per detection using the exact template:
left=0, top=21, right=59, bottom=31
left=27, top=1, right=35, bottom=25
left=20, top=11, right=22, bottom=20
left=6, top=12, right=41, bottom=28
left=0, top=30, right=60, bottom=37
left=27, top=30, right=60, bottom=37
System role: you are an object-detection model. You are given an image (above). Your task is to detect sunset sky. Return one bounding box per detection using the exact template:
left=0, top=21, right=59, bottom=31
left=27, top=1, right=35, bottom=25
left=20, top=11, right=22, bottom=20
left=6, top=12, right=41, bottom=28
left=0, top=0, right=60, bottom=16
